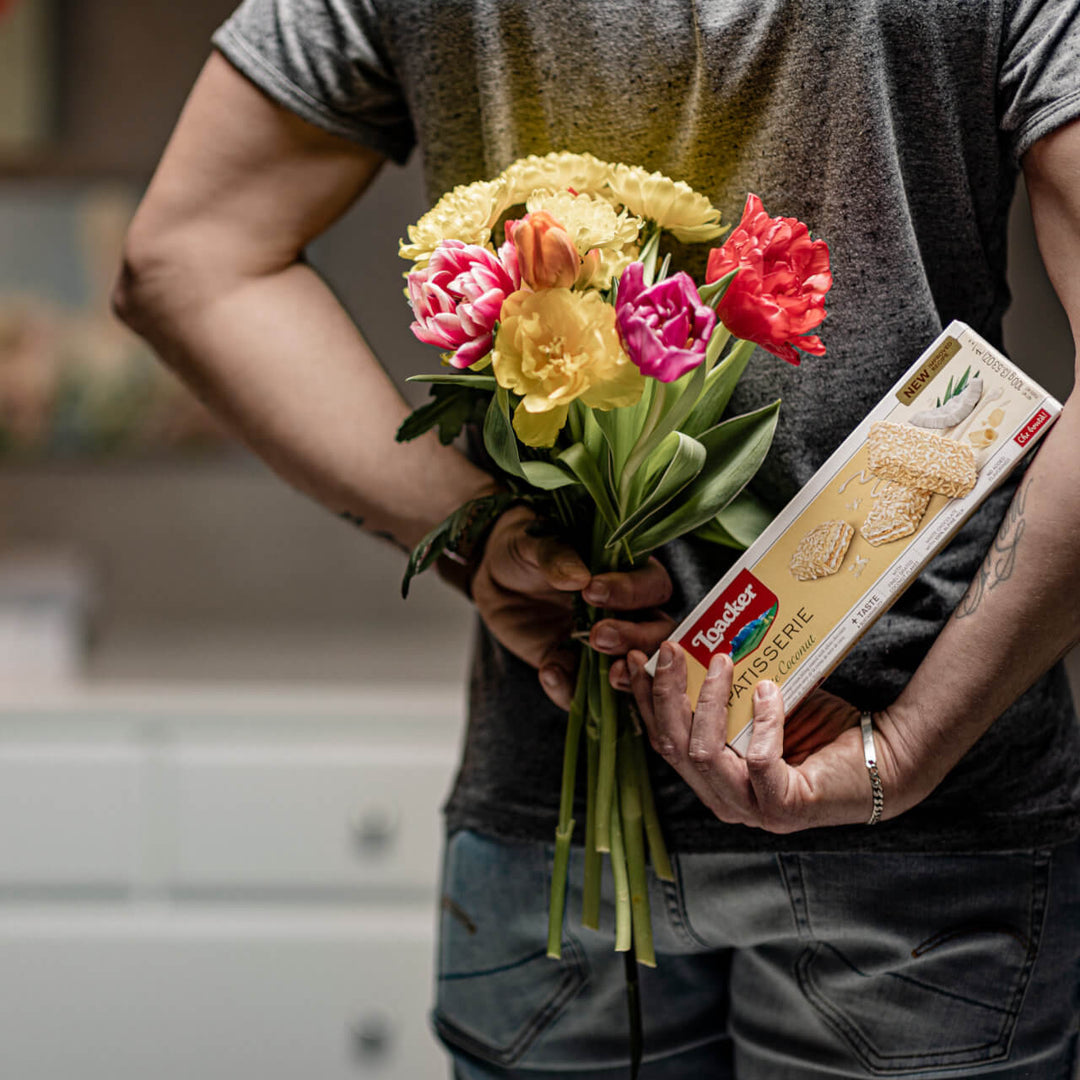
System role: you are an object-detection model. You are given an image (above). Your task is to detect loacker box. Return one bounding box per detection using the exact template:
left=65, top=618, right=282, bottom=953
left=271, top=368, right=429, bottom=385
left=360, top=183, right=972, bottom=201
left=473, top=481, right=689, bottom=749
left=648, top=321, right=1062, bottom=753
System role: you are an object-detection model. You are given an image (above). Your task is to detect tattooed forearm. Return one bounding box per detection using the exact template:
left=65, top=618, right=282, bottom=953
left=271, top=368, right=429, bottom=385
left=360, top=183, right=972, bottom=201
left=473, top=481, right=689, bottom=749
left=338, top=511, right=409, bottom=554
left=954, top=478, right=1031, bottom=620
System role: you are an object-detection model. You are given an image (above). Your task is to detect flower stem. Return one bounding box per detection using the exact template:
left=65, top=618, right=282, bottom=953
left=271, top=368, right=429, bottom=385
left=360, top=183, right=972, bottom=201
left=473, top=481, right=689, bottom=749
left=618, top=729, right=656, bottom=967
left=594, top=653, right=618, bottom=853
left=609, top=778, right=632, bottom=953
left=547, top=655, right=590, bottom=959
left=582, top=711, right=602, bottom=930
left=629, top=728, right=674, bottom=882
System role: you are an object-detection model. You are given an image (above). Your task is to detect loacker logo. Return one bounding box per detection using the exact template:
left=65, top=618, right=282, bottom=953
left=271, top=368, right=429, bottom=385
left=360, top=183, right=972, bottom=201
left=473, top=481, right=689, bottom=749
left=682, top=569, right=779, bottom=670
left=1014, top=408, right=1052, bottom=448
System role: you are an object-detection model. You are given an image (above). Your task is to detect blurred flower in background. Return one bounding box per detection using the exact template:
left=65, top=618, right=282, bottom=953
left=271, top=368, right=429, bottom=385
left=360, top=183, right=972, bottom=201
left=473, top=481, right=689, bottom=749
left=0, top=185, right=230, bottom=457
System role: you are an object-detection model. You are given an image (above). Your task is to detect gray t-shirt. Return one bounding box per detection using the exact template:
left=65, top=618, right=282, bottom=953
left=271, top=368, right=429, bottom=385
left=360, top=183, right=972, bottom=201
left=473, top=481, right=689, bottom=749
left=213, top=0, right=1080, bottom=852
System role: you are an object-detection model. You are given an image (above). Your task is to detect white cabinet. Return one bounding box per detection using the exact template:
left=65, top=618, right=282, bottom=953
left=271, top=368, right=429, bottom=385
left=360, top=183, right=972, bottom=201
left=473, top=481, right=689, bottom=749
left=0, top=686, right=463, bottom=1080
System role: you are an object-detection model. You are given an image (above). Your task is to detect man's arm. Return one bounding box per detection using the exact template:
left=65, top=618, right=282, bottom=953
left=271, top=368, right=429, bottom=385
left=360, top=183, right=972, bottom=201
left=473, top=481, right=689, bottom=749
left=626, top=117, right=1080, bottom=830
left=115, top=53, right=675, bottom=708
left=113, top=53, right=494, bottom=549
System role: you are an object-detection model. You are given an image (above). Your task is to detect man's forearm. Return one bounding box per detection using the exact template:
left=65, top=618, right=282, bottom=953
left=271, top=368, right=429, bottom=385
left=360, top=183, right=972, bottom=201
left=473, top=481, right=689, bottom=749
left=115, top=253, right=496, bottom=551
left=879, top=386, right=1080, bottom=810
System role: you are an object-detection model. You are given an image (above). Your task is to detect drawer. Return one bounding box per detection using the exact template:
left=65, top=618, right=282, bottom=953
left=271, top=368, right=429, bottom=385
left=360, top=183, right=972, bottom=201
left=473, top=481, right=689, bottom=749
left=167, top=741, right=457, bottom=893
left=0, top=744, right=141, bottom=888
left=0, top=906, right=446, bottom=1080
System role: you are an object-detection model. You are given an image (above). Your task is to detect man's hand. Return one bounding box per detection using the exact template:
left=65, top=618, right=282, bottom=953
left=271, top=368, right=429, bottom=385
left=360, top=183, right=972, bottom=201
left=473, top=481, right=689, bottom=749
left=626, top=643, right=913, bottom=832
left=471, top=506, right=676, bottom=709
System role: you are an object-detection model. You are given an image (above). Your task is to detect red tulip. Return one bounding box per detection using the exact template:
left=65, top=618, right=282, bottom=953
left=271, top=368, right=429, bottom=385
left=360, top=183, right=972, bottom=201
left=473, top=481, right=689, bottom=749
left=706, top=194, right=831, bottom=365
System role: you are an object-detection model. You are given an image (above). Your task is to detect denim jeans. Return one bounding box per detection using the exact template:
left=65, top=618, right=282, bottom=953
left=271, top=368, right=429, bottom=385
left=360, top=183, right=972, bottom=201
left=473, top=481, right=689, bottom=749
left=433, top=830, right=1080, bottom=1078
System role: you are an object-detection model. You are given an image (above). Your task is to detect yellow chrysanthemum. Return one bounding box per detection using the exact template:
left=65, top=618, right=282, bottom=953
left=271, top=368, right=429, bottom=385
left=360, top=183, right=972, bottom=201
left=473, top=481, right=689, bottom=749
left=493, top=288, right=644, bottom=447
left=398, top=178, right=510, bottom=265
left=576, top=243, right=640, bottom=290
left=607, top=164, right=725, bottom=243
left=524, top=189, right=641, bottom=255
left=499, top=151, right=615, bottom=207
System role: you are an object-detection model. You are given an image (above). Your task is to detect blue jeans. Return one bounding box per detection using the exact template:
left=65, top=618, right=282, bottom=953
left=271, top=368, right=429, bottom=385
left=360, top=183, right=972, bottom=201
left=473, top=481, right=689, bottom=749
left=433, top=830, right=1080, bottom=1078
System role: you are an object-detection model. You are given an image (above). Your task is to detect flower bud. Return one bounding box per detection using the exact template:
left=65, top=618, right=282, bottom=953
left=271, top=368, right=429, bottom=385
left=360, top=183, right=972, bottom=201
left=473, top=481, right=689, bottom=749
left=510, top=211, right=581, bottom=290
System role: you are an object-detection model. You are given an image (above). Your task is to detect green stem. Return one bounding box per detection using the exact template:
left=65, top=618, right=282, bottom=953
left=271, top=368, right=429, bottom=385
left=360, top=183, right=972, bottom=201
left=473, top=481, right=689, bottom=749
left=609, top=779, right=632, bottom=953
left=594, top=654, right=618, bottom=853
left=630, top=729, right=674, bottom=882
left=582, top=711, right=602, bottom=930
left=618, top=729, right=656, bottom=968
left=705, top=324, right=732, bottom=370
left=547, top=657, right=590, bottom=959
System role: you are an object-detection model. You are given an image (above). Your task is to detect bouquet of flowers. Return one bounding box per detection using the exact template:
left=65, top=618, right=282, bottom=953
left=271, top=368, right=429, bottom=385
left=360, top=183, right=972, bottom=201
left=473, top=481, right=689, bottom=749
left=397, top=152, right=831, bottom=969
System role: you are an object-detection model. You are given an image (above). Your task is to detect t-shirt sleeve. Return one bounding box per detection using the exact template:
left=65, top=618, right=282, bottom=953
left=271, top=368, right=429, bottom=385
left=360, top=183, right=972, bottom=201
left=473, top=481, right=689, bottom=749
left=211, top=0, right=415, bottom=163
left=999, top=0, right=1080, bottom=163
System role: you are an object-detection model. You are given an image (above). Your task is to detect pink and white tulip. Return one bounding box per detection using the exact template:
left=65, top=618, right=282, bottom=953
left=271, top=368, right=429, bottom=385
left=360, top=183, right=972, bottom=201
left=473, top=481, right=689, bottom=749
left=407, top=239, right=521, bottom=368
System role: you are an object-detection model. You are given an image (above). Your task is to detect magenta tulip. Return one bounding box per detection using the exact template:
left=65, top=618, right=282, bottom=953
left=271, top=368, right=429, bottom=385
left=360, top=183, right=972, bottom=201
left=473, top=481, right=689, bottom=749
left=615, top=262, right=716, bottom=382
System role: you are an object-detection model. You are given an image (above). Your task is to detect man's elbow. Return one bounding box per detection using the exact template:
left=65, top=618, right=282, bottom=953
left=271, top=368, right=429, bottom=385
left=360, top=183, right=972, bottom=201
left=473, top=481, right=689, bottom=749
left=110, top=228, right=179, bottom=340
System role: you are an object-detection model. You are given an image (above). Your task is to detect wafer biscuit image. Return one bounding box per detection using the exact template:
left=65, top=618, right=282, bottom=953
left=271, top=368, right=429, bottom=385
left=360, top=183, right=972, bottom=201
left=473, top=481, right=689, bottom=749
left=789, top=520, right=854, bottom=580
left=866, top=421, right=976, bottom=498
left=860, top=482, right=932, bottom=546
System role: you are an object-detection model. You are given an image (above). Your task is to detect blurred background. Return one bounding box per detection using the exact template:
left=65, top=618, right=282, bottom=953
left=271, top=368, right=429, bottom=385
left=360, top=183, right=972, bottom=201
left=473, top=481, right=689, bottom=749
left=0, top=2, right=1075, bottom=1078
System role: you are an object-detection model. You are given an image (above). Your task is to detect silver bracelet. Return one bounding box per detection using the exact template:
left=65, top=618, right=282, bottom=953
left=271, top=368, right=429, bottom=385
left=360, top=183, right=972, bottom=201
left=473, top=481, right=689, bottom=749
left=861, top=711, right=884, bottom=826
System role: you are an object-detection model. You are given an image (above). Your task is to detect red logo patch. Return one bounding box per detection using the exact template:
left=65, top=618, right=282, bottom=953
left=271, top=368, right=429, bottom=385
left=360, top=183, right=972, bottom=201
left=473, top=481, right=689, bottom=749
left=681, top=569, right=779, bottom=669
left=1014, top=408, right=1052, bottom=448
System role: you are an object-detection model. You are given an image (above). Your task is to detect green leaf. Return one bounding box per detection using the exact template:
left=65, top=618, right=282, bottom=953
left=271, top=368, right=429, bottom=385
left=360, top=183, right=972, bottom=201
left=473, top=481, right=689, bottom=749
left=698, top=267, right=738, bottom=310
left=396, top=382, right=490, bottom=445
left=406, top=373, right=498, bottom=388
left=521, top=460, right=579, bottom=490
left=628, top=399, right=781, bottom=557
left=682, top=337, right=756, bottom=437
left=620, top=360, right=708, bottom=496
left=482, top=386, right=526, bottom=479
left=605, top=432, right=706, bottom=547
left=715, top=487, right=775, bottom=547
left=692, top=516, right=745, bottom=549
left=400, top=491, right=516, bottom=598
left=594, top=390, right=650, bottom=485
left=559, top=442, right=619, bottom=529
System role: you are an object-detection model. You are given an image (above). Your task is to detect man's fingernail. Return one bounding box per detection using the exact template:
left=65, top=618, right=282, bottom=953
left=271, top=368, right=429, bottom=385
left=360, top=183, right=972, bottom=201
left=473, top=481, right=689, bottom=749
left=586, top=580, right=610, bottom=603
left=594, top=626, right=619, bottom=649
left=540, top=668, right=564, bottom=692
left=656, top=643, right=674, bottom=670
left=754, top=680, right=777, bottom=703
left=627, top=654, right=641, bottom=676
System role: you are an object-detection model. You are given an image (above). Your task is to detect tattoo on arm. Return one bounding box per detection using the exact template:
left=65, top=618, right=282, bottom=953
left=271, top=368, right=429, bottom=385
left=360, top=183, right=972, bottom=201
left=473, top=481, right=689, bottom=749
left=954, top=478, right=1031, bottom=620
left=338, top=511, right=409, bottom=554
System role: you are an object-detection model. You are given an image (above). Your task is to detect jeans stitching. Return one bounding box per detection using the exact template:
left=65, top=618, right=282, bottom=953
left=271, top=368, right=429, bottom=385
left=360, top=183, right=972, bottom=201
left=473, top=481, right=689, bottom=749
left=665, top=853, right=712, bottom=950
left=778, top=854, right=813, bottom=940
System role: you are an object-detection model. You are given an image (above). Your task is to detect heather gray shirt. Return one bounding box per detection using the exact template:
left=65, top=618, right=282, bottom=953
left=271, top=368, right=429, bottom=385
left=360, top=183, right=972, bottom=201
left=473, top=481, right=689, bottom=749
left=214, top=0, right=1080, bottom=851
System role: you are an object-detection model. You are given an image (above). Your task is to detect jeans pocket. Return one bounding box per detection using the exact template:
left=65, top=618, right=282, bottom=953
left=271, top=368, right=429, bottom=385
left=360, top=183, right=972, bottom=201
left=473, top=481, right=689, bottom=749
left=433, top=830, right=588, bottom=1068
left=786, top=850, right=1050, bottom=1075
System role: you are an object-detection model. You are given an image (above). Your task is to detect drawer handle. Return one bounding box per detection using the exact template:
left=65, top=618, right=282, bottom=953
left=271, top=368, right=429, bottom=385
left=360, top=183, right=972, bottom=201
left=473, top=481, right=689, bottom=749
left=350, top=1013, right=393, bottom=1060
left=350, top=805, right=400, bottom=854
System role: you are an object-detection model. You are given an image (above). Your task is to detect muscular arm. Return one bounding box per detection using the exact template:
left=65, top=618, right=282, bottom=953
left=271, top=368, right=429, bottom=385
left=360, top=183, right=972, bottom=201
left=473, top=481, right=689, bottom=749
left=113, top=53, right=495, bottom=549
left=877, top=118, right=1080, bottom=811
left=627, top=118, right=1080, bottom=829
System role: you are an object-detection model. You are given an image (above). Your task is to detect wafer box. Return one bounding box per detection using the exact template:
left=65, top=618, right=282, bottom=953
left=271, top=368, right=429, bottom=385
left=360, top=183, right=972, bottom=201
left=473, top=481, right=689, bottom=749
left=648, top=321, right=1062, bottom=753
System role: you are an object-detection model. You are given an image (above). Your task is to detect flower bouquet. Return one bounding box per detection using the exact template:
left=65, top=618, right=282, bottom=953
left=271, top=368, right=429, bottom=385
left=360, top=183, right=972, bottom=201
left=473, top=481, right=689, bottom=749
left=397, top=152, right=831, bottom=969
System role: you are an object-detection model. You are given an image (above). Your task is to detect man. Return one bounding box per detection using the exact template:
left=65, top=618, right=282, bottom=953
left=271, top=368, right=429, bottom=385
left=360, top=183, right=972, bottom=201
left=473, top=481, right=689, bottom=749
left=114, top=1, right=1080, bottom=1074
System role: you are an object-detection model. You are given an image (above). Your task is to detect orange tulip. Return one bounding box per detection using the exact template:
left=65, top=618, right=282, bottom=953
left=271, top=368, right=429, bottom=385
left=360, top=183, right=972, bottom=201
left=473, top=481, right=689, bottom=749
left=509, top=211, right=581, bottom=290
